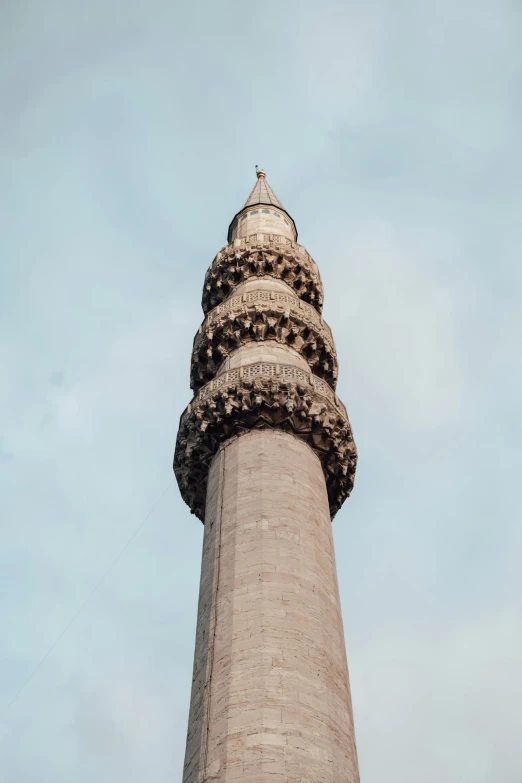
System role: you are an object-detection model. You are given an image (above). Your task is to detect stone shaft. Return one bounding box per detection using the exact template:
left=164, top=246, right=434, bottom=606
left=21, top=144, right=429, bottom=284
left=183, top=430, right=359, bottom=783
left=175, top=172, right=360, bottom=782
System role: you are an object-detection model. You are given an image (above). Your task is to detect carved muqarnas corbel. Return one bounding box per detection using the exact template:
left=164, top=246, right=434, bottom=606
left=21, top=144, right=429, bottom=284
left=174, top=376, right=357, bottom=522
left=202, top=241, right=324, bottom=315
left=190, top=295, right=338, bottom=392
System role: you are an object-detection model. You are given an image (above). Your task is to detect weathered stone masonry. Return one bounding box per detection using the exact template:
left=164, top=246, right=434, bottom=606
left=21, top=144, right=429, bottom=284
left=174, top=171, right=360, bottom=782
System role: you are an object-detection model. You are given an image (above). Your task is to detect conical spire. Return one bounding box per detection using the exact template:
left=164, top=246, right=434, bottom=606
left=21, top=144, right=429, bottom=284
left=242, top=168, right=285, bottom=210
left=227, top=168, right=297, bottom=243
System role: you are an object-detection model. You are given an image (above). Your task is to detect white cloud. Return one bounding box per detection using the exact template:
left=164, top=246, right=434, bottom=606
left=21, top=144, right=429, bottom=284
left=328, top=220, right=465, bottom=432
left=50, top=303, right=193, bottom=443
left=291, top=4, right=382, bottom=107
left=73, top=671, right=177, bottom=773
left=353, top=606, right=522, bottom=783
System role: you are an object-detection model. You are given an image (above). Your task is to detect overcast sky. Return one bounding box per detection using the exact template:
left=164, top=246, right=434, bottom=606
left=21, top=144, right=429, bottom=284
left=1, top=1, right=521, bottom=781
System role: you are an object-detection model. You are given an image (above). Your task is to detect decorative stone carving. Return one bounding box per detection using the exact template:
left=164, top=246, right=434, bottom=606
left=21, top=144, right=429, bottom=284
left=191, top=289, right=338, bottom=392
left=174, top=365, right=357, bottom=522
left=206, top=361, right=347, bottom=415
left=202, top=234, right=324, bottom=315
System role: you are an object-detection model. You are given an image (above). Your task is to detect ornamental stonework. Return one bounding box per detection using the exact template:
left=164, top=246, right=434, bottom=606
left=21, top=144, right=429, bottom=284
left=174, top=172, right=357, bottom=525
left=202, top=233, right=324, bottom=315
left=174, top=363, right=357, bottom=522
left=190, top=288, right=338, bottom=392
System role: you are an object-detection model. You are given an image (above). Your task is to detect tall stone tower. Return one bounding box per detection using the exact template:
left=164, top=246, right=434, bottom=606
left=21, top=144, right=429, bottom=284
left=174, top=170, right=359, bottom=782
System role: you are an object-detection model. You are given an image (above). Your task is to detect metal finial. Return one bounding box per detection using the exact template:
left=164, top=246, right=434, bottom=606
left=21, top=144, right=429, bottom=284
left=256, top=165, right=266, bottom=179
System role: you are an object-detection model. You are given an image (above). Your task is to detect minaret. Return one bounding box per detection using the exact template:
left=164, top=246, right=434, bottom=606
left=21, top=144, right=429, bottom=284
left=174, top=170, right=359, bottom=782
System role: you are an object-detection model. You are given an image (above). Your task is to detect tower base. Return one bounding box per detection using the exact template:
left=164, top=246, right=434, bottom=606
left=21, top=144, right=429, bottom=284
left=183, top=429, right=359, bottom=783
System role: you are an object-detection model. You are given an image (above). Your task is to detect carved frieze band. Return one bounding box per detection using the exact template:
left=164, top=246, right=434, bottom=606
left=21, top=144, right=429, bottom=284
left=190, top=289, right=338, bottom=392
left=174, top=368, right=357, bottom=522
left=199, top=361, right=348, bottom=417
left=202, top=234, right=324, bottom=315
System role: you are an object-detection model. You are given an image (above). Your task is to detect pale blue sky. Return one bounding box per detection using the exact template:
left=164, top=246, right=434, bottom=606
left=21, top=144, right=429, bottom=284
left=1, top=1, right=521, bottom=781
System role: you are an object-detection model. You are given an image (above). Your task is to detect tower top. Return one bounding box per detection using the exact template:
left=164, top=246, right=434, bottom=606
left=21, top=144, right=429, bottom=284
left=227, top=170, right=297, bottom=243
left=243, top=170, right=284, bottom=210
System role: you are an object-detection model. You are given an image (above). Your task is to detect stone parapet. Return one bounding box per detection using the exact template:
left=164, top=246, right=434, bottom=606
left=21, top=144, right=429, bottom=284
left=205, top=360, right=347, bottom=416
left=190, top=287, right=338, bottom=392
left=174, top=362, right=357, bottom=522
left=202, top=233, right=324, bottom=314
